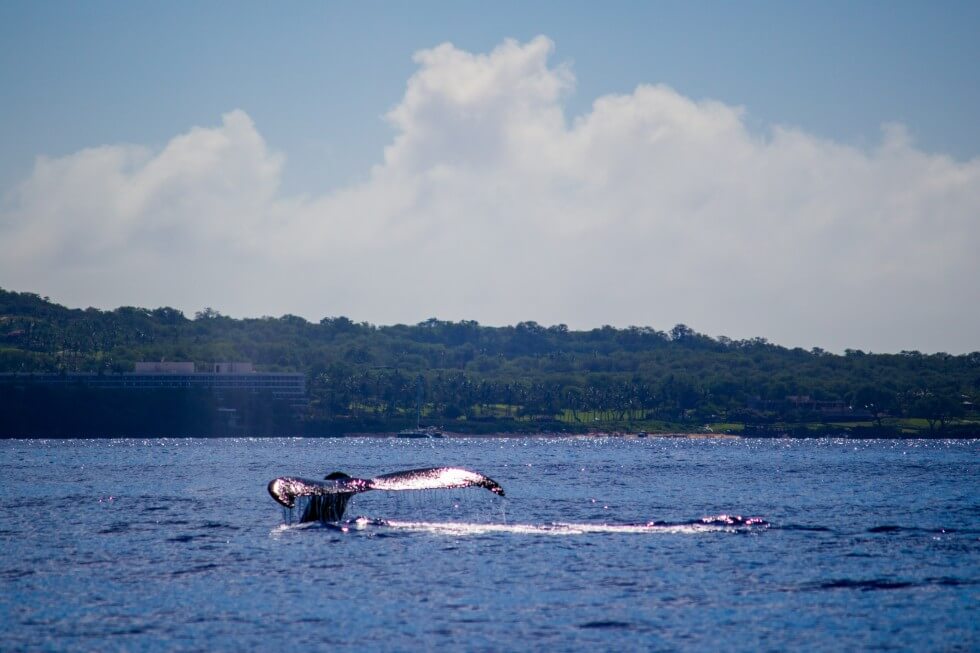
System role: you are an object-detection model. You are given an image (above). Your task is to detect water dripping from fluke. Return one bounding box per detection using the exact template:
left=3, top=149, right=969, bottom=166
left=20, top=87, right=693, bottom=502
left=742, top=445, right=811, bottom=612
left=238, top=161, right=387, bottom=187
left=268, top=466, right=505, bottom=525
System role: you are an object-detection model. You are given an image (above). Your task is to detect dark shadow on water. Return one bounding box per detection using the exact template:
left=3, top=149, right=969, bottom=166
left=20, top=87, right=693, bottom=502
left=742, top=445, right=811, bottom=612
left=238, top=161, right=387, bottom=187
left=166, top=534, right=200, bottom=543
left=579, top=620, right=635, bottom=630
left=803, top=576, right=977, bottom=592
left=866, top=524, right=968, bottom=535
left=171, top=563, right=221, bottom=576
left=926, top=576, right=978, bottom=587
left=199, top=521, right=240, bottom=531
left=817, top=579, right=916, bottom=591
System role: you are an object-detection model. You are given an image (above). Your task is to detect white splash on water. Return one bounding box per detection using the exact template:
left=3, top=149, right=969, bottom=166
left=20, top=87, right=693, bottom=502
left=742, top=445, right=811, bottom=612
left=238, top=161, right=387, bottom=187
left=271, top=517, right=764, bottom=537
left=381, top=520, right=747, bottom=536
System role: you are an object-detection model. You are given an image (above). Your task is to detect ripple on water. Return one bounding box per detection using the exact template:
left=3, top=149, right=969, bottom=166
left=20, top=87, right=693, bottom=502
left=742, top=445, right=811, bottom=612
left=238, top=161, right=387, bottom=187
left=1, top=437, right=977, bottom=651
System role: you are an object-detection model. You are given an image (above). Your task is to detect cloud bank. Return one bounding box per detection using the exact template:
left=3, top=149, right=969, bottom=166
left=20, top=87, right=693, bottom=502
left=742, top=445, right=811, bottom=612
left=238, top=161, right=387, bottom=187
left=2, top=36, right=978, bottom=352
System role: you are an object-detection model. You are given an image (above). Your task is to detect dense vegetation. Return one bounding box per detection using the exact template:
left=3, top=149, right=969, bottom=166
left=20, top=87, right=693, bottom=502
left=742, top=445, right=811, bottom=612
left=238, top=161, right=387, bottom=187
left=1, top=288, right=977, bottom=436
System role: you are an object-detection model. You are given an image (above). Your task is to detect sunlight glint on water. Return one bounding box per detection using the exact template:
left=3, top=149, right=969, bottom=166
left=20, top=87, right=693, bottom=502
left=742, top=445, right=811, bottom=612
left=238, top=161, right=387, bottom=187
left=1, top=437, right=977, bottom=651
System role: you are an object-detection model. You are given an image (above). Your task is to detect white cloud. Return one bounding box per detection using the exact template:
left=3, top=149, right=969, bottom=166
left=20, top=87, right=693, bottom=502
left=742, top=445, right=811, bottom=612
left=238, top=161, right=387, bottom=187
left=2, top=36, right=979, bottom=353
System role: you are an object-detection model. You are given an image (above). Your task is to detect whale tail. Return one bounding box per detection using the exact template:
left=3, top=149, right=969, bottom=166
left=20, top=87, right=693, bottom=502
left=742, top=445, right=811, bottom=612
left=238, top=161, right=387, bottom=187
left=267, top=467, right=505, bottom=523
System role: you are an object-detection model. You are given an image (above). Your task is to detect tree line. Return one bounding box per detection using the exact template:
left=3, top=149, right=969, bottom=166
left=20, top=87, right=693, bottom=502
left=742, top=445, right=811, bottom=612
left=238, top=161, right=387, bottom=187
left=1, top=288, right=977, bottom=436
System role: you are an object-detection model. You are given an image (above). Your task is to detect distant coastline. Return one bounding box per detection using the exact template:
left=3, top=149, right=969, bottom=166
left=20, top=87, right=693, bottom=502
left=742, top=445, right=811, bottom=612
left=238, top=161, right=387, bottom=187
left=4, top=431, right=978, bottom=440
left=1, top=288, right=977, bottom=440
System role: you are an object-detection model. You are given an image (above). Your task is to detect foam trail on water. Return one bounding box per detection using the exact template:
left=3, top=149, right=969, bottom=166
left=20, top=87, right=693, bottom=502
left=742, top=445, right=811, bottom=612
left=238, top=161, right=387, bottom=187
left=270, top=515, right=768, bottom=537
left=381, top=519, right=764, bottom=536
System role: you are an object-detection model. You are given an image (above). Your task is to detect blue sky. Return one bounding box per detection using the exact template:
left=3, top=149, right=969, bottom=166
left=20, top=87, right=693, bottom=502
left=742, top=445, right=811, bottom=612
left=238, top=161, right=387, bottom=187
left=1, top=2, right=979, bottom=352
left=3, top=1, right=978, bottom=193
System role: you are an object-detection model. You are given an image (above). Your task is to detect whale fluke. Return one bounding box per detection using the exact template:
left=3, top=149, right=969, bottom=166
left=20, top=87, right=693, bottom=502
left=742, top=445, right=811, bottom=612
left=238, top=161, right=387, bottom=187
left=367, top=467, right=505, bottom=495
left=267, top=467, right=505, bottom=523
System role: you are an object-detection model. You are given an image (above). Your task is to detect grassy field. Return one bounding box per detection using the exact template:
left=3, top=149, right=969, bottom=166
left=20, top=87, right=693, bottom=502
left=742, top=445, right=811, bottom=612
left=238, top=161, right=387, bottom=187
left=334, top=402, right=978, bottom=437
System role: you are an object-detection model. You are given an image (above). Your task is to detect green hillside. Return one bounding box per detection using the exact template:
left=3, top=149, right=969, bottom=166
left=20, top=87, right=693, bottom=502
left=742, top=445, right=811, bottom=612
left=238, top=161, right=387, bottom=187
left=1, top=288, right=977, bottom=436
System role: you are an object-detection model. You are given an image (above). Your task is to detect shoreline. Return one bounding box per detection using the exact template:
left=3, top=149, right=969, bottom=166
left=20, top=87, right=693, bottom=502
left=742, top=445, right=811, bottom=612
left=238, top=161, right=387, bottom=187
left=2, top=432, right=977, bottom=440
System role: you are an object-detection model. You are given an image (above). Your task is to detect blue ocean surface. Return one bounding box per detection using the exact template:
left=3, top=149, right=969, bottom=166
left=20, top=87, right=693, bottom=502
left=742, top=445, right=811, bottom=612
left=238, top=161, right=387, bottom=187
left=1, top=437, right=977, bottom=651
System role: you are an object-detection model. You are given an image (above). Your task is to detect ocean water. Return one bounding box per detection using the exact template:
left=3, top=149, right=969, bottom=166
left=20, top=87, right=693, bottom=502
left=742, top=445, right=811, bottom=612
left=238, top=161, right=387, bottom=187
left=1, top=437, right=977, bottom=652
